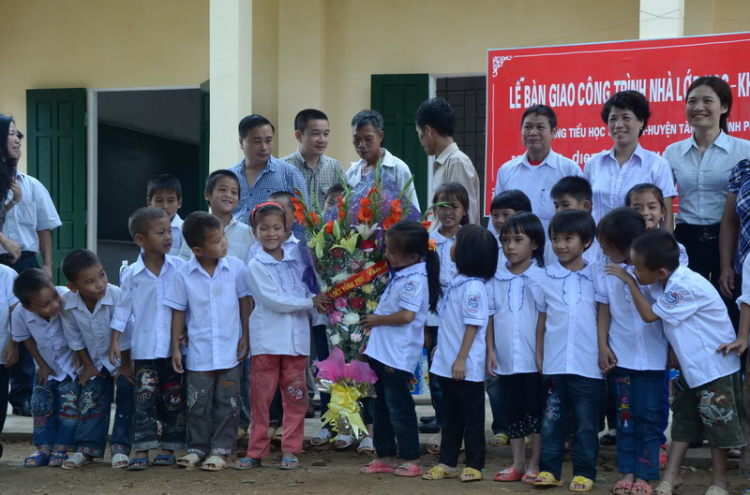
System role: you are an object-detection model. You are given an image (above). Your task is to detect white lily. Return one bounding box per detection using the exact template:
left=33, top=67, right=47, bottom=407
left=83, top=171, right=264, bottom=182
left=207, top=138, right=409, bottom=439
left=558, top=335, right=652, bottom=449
left=356, top=223, right=380, bottom=240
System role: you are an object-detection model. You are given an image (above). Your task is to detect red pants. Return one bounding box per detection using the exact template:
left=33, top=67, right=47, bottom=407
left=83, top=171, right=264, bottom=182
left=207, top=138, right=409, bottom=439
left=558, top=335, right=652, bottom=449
left=247, top=354, right=308, bottom=459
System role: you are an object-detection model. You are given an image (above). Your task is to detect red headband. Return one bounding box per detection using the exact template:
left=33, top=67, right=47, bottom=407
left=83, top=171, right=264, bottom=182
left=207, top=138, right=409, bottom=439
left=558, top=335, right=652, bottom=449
left=250, top=201, right=286, bottom=226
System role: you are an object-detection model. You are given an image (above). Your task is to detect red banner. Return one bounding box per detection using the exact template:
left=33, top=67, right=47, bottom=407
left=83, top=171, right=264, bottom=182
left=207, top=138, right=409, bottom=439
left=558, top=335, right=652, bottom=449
left=327, top=260, right=389, bottom=299
left=485, top=32, right=750, bottom=215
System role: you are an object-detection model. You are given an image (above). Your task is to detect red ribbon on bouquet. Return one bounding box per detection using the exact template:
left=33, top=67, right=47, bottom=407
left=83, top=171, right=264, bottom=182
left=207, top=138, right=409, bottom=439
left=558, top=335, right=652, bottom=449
left=328, top=260, right=389, bottom=299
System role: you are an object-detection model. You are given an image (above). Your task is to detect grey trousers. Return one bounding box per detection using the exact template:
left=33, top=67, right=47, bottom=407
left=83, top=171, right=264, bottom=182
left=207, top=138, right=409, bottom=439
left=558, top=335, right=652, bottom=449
left=186, top=365, right=240, bottom=457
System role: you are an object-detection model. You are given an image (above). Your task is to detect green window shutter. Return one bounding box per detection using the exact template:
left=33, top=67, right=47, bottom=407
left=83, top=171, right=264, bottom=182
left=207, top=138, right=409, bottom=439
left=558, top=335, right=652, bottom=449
left=26, top=88, right=87, bottom=284
left=199, top=88, right=210, bottom=211
left=370, top=74, right=429, bottom=211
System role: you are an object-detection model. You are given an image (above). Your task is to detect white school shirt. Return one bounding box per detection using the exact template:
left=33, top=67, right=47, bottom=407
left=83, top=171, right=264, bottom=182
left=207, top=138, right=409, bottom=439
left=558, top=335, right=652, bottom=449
left=651, top=266, right=739, bottom=388
left=665, top=132, right=750, bottom=226
left=347, top=148, right=421, bottom=212
left=11, top=287, right=74, bottom=382
left=537, top=262, right=602, bottom=379
left=111, top=254, right=186, bottom=360
left=177, top=214, right=256, bottom=264
left=364, top=262, right=429, bottom=374
left=584, top=144, right=677, bottom=224
left=247, top=234, right=301, bottom=297
left=488, top=263, right=543, bottom=375
left=430, top=275, right=489, bottom=383
left=593, top=264, right=667, bottom=371
left=736, top=254, right=750, bottom=309
left=489, top=150, right=582, bottom=236
left=169, top=214, right=184, bottom=257
left=165, top=256, right=250, bottom=372
left=426, top=229, right=458, bottom=327
left=61, top=284, right=129, bottom=374
left=246, top=247, right=314, bottom=357
left=0, top=171, right=63, bottom=254
left=0, top=265, right=18, bottom=366
left=495, top=237, right=508, bottom=276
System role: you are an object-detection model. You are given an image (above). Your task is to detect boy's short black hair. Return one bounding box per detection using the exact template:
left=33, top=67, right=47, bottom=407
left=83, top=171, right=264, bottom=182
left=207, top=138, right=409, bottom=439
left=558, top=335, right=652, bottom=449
left=549, top=210, right=596, bottom=250
left=324, top=183, right=345, bottom=200
left=596, top=207, right=646, bottom=254
left=182, top=211, right=222, bottom=249
left=491, top=189, right=532, bottom=213
left=521, top=105, right=558, bottom=130
left=551, top=176, right=592, bottom=203
left=147, top=174, right=182, bottom=200
left=62, top=249, right=102, bottom=284
left=631, top=229, right=680, bottom=272
left=500, top=212, right=546, bottom=267
left=128, top=207, right=169, bottom=239
left=625, top=183, right=665, bottom=210
left=268, top=191, right=294, bottom=208
left=415, top=97, right=456, bottom=137
left=239, top=114, right=275, bottom=138
left=13, top=268, right=54, bottom=307
left=205, top=169, right=241, bottom=201
left=294, top=109, right=329, bottom=134
left=601, top=91, right=651, bottom=136
left=454, top=225, right=498, bottom=281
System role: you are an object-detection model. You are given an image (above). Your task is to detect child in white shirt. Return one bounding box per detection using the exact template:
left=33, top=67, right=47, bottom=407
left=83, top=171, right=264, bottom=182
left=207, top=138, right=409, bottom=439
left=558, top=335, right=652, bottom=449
left=146, top=174, right=184, bottom=257
left=423, top=225, right=496, bottom=482
left=109, top=207, right=187, bottom=470
left=11, top=269, right=76, bottom=468
left=487, top=212, right=546, bottom=484
left=0, top=264, right=17, bottom=445
left=550, top=175, right=603, bottom=264
left=166, top=212, right=251, bottom=471
left=534, top=210, right=603, bottom=491
left=626, top=184, right=689, bottom=265
left=606, top=230, right=744, bottom=495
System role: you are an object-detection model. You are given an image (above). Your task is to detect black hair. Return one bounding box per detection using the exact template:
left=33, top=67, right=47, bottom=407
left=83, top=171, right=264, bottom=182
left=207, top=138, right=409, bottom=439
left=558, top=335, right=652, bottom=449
left=128, top=207, right=169, bottom=239
left=500, top=212, right=546, bottom=268
left=205, top=169, right=241, bottom=201
left=631, top=229, right=680, bottom=272
left=0, top=114, right=21, bottom=205
left=182, top=211, right=222, bottom=249
left=601, top=91, right=651, bottom=137
left=433, top=182, right=470, bottom=226
left=551, top=175, right=592, bottom=203
left=324, top=182, right=345, bottom=200
left=294, top=109, right=329, bottom=134
left=625, top=183, right=665, bottom=210
left=351, top=110, right=384, bottom=133
left=147, top=174, right=182, bottom=199
left=549, top=210, right=596, bottom=251
left=454, top=225, right=498, bottom=280
left=238, top=114, right=275, bottom=138
left=521, top=105, right=558, bottom=130
left=251, top=203, right=286, bottom=229
left=385, top=220, right=443, bottom=313
left=415, top=97, right=456, bottom=137
left=491, top=189, right=532, bottom=213
left=13, top=268, right=54, bottom=307
left=596, top=207, right=646, bottom=255
left=687, top=76, right=732, bottom=134
left=62, top=249, right=102, bottom=283
left=268, top=190, right=294, bottom=208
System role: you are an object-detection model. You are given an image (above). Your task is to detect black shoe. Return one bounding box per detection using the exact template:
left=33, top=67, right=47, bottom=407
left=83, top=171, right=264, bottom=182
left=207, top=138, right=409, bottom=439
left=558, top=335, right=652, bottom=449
left=12, top=400, right=32, bottom=417
left=305, top=404, right=315, bottom=419
left=419, top=421, right=440, bottom=434
left=419, top=415, right=435, bottom=424
left=599, top=433, right=617, bottom=446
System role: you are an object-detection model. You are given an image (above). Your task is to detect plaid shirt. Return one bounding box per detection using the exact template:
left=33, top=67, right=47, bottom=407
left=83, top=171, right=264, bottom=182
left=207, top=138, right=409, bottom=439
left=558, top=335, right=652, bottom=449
left=729, top=159, right=750, bottom=273
left=229, top=156, right=309, bottom=239
left=281, top=150, right=344, bottom=212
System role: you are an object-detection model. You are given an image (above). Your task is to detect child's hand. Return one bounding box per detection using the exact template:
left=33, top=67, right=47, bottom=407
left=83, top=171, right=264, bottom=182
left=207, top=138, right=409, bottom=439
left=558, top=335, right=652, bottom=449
left=598, top=345, right=617, bottom=373
left=360, top=314, right=379, bottom=331
left=171, top=352, right=184, bottom=374
left=2, top=341, right=18, bottom=367
left=604, top=263, right=636, bottom=285
left=237, top=336, right=249, bottom=361
left=115, top=360, right=135, bottom=386
left=486, top=351, right=498, bottom=377
left=451, top=357, right=466, bottom=381
left=178, top=329, right=189, bottom=349
left=423, top=327, right=433, bottom=349
left=717, top=338, right=748, bottom=356
left=667, top=346, right=681, bottom=370
left=535, top=351, right=543, bottom=374
left=109, top=341, right=121, bottom=368
left=71, top=354, right=82, bottom=370
left=37, top=363, right=52, bottom=387
left=312, top=293, right=332, bottom=312
left=78, top=363, right=104, bottom=386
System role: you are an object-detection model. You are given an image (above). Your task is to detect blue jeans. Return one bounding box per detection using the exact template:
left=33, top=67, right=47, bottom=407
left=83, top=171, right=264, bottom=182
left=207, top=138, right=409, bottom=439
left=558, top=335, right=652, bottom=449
left=75, top=369, right=134, bottom=457
left=132, top=358, right=186, bottom=452
left=609, top=368, right=662, bottom=481
left=540, top=374, right=603, bottom=480
left=369, top=358, right=420, bottom=460
left=312, top=324, right=331, bottom=422
left=660, top=369, right=670, bottom=446
left=31, top=377, right=80, bottom=452
left=485, top=375, right=508, bottom=435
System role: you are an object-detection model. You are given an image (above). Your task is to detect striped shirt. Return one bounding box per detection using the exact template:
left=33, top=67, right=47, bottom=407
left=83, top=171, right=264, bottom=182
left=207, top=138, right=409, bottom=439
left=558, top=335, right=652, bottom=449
left=281, top=150, right=344, bottom=213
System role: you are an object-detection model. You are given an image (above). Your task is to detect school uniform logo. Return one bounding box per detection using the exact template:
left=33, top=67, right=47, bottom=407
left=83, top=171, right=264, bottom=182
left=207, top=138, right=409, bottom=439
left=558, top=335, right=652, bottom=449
left=466, top=294, right=480, bottom=314
left=661, top=290, right=682, bottom=309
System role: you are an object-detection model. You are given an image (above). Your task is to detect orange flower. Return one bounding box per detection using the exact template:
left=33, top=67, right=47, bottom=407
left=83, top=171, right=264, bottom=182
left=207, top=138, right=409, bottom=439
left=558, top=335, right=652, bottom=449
left=324, top=220, right=334, bottom=235
left=290, top=197, right=306, bottom=225
left=360, top=197, right=372, bottom=207
left=358, top=206, right=373, bottom=224
left=310, top=211, right=320, bottom=225
left=367, top=187, right=377, bottom=197
left=338, top=206, right=345, bottom=222
left=382, top=199, right=403, bottom=232
left=383, top=216, right=397, bottom=231
left=422, top=220, right=433, bottom=230
left=389, top=199, right=403, bottom=217
left=428, top=238, right=438, bottom=251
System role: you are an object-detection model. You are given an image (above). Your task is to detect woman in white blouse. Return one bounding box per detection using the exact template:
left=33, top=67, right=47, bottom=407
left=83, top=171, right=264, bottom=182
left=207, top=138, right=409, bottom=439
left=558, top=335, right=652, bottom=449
left=584, top=91, right=676, bottom=227
left=665, top=76, right=750, bottom=297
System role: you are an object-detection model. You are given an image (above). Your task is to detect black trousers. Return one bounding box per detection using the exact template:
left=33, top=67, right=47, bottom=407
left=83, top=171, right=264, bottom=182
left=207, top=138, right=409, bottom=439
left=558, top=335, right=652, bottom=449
left=498, top=373, right=544, bottom=439
left=438, top=377, right=485, bottom=470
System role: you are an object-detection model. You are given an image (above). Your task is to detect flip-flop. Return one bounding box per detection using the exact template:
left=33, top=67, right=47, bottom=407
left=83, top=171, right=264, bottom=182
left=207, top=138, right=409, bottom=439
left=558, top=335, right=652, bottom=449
left=233, top=457, right=262, bottom=470
left=705, top=487, right=729, bottom=495
left=24, top=451, right=50, bottom=468
left=461, top=467, right=482, bottom=482
left=632, top=480, right=653, bottom=495
left=614, top=478, right=634, bottom=495
left=522, top=470, right=540, bottom=485
left=311, top=427, right=334, bottom=446
left=534, top=471, right=564, bottom=487
left=152, top=453, right=176, bottom=466
left=49, top=450, right=69, bottom=467
left=394, top=463, right=423, bottom=477
left=422, top=465, right=458, bottom=480
left=111, top=453, right=129, bottom=469
left=176, top=453, right=204, bottom=467
left=357, top=437, right=375, bottom=453
left=569, top=476, right=594, bottom=492
left=127, top=456, right=149, bottom=471
left=488, top=432, right=509, bottom=446
left=334, top=434, right=354, bottom=450
left=659, top=444, right=668, bottom=470
left=654, top=481, right=675, bottom=495
left=426, top=433, right=441, bottom=455
left=201, top=455, right=227, bottom=471
left=280, top=456, right=299, bottom=470
left=360, top=460, right=395, bottom=474
left=61, top=452, right=93, bottom=470
left=494, top=467, right=524, bottom=482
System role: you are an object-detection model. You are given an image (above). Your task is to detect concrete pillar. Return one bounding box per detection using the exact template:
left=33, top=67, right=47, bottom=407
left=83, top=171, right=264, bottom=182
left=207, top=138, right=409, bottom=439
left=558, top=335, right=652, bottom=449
left=639, top=0, right=685, bottom=39
left=209, top=0, right=253, bottom=170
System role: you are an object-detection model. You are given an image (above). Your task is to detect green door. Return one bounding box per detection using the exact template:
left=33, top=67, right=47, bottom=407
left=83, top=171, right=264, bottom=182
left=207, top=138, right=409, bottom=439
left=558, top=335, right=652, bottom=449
left=198, top=87, right=210, bottom=211
left=26, top=89, right=87, bottom=284
left=371, top=74, right=429, bottom=210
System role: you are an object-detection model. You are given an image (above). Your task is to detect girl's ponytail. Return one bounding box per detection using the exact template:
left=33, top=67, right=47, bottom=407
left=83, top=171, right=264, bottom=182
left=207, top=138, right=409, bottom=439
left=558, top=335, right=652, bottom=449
left=424, top=248, right=443, bottom=314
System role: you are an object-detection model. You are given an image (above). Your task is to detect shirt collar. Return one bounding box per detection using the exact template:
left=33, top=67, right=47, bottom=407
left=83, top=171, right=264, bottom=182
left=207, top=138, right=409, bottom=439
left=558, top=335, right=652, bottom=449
left=522, top=149, right=558, bottom=169
left=63, top=286, right=115, bottom=312
left=678, top=131, right=732, bottom=156
left=351, top=149, right=398, bottom=170
left=431, top=230, right=456, bottom=245
left=171, top=214, right=183, bottom=229
left=494, top=262, right=541, bottom=281
left=447, top=273, right=481, bottom=288
left=545, top=261, right=593, bottom=280
left=225, top=215, right=240, bottom=232
left=188, top=256, right=230, bottom=277
left=392, top=261, right=427, bottom=280
left=435, top=143, right=459, bottom=165
left=254, top=245, right=298, bottom=265
left=606, top=144, right=645, bottom=164
left=131, top=253, right=180, bottom=276
left=236, top=156, right=279, bottom=174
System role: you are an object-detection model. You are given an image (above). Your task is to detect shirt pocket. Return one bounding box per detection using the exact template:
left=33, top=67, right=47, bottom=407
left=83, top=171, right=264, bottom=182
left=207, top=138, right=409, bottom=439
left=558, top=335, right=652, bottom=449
left=16, top=200, right=38, bottom=228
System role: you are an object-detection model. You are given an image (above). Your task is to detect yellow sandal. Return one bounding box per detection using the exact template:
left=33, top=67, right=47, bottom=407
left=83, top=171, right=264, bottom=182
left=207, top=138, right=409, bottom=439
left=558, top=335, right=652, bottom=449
left=422, top=465, right=458, bottom=480
left=569, top=476, right=594, bottom=492
left=461, top=467, right=483, bottom=482
left=534, top=471, right=564, bottom=487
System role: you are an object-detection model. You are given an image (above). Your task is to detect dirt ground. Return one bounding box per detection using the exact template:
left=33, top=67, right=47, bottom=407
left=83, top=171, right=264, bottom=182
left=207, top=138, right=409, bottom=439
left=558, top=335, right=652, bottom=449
left=1, top=439, right=748, bottom=495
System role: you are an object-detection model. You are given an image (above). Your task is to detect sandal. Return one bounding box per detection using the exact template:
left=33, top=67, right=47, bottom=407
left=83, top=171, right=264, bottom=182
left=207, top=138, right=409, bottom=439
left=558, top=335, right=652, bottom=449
left=422, top=465, right=458, bottom=480
left=569, top=476, right=594, bottom=492
left=152, top=453, right=176, bottom=466
left=357, top=436, right=375, bottom=453
left=614, top=478, right=634, bottom=495
left=488, top=432, right=509, bottom=446
left=534, top=471, right=564, bottom=487
left=360, top=460, right=394, bottom=474
left=233, top=457, right=262, bottom=470
left=705, top=487, right=729, bottom=495
left=61, top=452, right=92, bottom=470
left=659, top=445, right=668, bottom=470
left=632, top=480, right=653, bottom=495
left=280, top=456, right=300, bottom=470
left=112, top=453, right=129, bottom=469
left=24, top=450, right=50, bottom=468
left=127, top=456, right=149, bottom=471
left=461, top=467, right=482, bottom=482
left=311, top=427, right=334, bottom=446
left=272, top=427, right=283, bottom=442
left=495, top=467, right=524, bottom=482
left=176, top=453, right=204, bottom=468
left=201, top=455, right=227, bottom=471
left=49, top=450, right=69, bottom=467
left=427, top=433, right=441, bottom=455
left=523, top=470, right=540, bottom=485
left=600, top=432, right=617, bottom=446
left=654, top=481, right=676, bottom=495
left=394, top=462, right=423, bottom=477
left=334, top=433, right=354, bottom=450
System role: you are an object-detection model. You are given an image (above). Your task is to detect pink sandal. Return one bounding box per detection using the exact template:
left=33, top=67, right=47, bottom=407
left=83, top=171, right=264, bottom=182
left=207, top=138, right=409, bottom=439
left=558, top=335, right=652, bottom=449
left=494, top=467, right=524, bottom=482
left=360, top=460, right=395, bottom=474
left=394, top=463, right=423, bottom=477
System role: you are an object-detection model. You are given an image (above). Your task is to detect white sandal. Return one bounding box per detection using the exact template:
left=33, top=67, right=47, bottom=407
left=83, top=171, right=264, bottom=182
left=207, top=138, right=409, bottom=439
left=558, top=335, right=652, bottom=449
left=357, top=436, right=375, bottom=453
left=200, top=455, right=227, bottom=471
left=111, top=453, right=129, bottom=469
left=176, top=453, right=204, bottom=467
left=427, top=433, right=441, bottom=455
left=334, top=434, right=354, bottom=450
left=311, top=427, right=334, bottom=446
left=61, top=452, right=92, bottom=470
